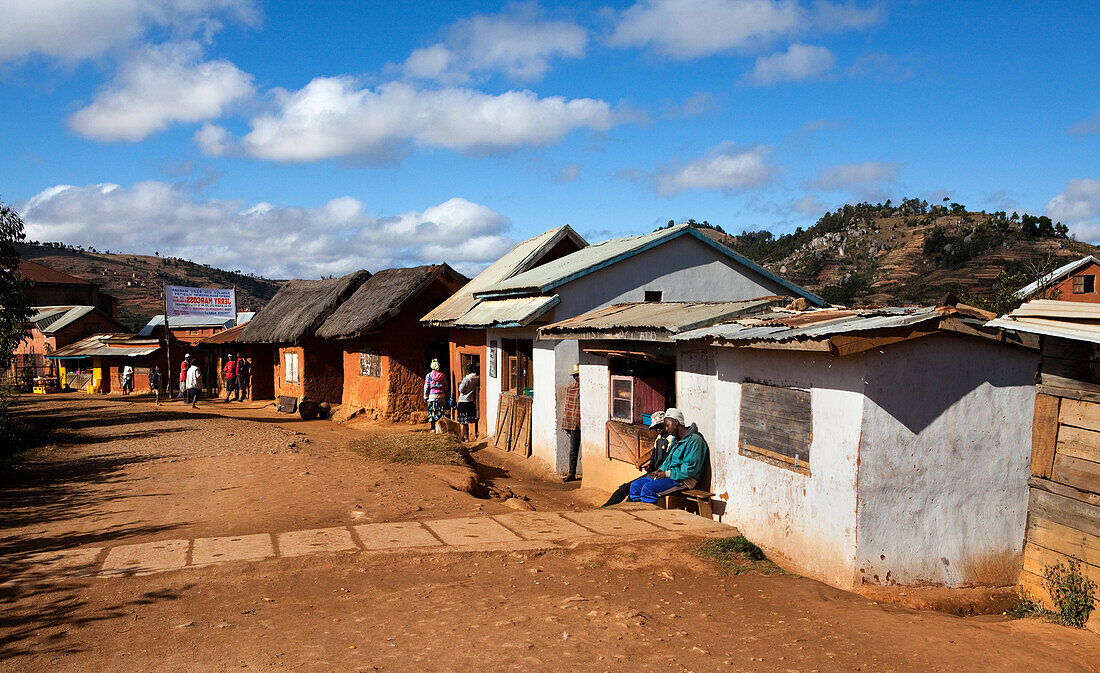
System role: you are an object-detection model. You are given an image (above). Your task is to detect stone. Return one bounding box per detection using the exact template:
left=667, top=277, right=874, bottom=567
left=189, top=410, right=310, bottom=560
left=353, top=522, right=443, bottom=550
left=277, top=527, right=358, bottom=557
left=0, top=547, right=103, bottom=585
left=632, top=509, right=731, bottom=533
left=502, top=497, right=536, bottom=511
left=100, top=539, right=189, bottom=576
left=192, top=534, right=274, bottom=566
left=494, top=512, right=595, bottom=540
left=561, top=510, right=661, bottom=536
left=423, top=517, right=523, bottom=546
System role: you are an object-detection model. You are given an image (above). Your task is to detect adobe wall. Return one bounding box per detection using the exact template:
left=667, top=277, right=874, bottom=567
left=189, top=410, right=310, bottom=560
left=1050, top=260, right=1100, bottom=302
left=302, top=335, right=343, bottom=404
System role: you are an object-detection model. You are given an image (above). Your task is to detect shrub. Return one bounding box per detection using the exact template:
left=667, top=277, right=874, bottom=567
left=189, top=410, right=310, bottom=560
left=1044, top=558, right=1097, bottom=628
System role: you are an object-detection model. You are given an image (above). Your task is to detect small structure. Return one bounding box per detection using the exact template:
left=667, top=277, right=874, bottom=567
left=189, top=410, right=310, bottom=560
left=17, top=259, right=118, bottom=317
left=139, top=312, right=254, bottom=346
left=316, top=264, right=467, bottom=421
left=988, top=300, right=1100, bottom=632
left=238, top=271, right=371, bottom=404
left=422, top=225, right=588, bottom=437
left=195, top=322, right=275, bottom=400
left=9, top=305, right=128, bottom=385
left=1017, top=254, right=1100, bottom=303
left=47, top=333, right=162, bottom=393
left=543, top=301, right=1040, bottom=591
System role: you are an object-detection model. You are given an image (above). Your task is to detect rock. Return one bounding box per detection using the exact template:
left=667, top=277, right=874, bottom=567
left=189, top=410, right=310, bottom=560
left=435, top=417, right=462, bottom=437
left=425, top=465, right=480, bottom=494
left=503, top=496, right=536, bottom=511
left=331, top=404, right=364, bottom=424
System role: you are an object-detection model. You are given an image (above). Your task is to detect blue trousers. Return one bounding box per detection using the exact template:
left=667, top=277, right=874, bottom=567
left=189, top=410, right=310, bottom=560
left=627, top=476, right=678, bottom=504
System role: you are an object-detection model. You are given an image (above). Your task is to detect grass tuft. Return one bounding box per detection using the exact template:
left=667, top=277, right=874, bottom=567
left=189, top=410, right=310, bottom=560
left=349, top=432, right=467, bottom=466
left=693, top=535, right=786, bottom=575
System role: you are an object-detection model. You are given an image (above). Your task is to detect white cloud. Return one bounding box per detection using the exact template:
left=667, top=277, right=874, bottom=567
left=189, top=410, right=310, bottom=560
left=1046, top=178, right=1100, bottom=243
left=230, top=77, right=618, bottom=163
left=812, top=161, right=899, bottom=189
left=398, top=4, right=587, bottom=83
left=193, top=123, right=235, bottom=156
left=792, top=195, right=829, bottom=215
left=68, top=42, right=254, bottom=142
left=749, top=43, right=835, bottom=85
left=0, top=0, right=257, bottom=65
left=19, top=181, right=517, bottom=278
left=607, top=0, right=879, bottom=59
left=651, top=144, right=777, bottom=197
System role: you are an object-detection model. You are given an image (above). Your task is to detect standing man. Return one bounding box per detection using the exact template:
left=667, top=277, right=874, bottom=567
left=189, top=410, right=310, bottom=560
left=562, top=364, right=581, bottom=482
left=120, top=364, right=134, bottom=395
left=236, top=354, right=250, bottom=401
left=185, top=360, right=202, bottom=408
left=626, top=408, right=708, bottom=504
left=177, top=354, right=190, bottom=399
left=149, top=365, right=163, bottom=405
left=223, top=353, right=238, bottom=402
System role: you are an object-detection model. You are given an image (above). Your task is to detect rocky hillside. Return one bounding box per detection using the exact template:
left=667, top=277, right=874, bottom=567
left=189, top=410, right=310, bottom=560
left=17, top=243, right=281, bottom=331
left=695, top=198, right=1098, bottom=311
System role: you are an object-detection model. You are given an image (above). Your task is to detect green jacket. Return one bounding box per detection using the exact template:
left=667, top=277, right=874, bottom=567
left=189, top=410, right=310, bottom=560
left=659, top=430, right=708, bottom=487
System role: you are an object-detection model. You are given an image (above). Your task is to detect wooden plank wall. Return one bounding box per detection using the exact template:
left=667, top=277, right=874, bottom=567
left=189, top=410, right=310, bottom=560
left=1020, top=337, right=1100, bottom=632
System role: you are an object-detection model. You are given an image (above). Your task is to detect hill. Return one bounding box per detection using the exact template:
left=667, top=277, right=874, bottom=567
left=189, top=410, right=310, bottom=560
left=689, top=198, right=1098, bottom=312
left=17, top=243, right=282, bottom=332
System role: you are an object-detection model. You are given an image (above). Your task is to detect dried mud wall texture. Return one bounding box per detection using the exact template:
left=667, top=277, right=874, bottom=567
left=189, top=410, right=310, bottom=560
left=856, top=333, right=1037, bottom=588
left=711, top=347, right=866, bottom=589
left=302, top=335, right=344, bottom=404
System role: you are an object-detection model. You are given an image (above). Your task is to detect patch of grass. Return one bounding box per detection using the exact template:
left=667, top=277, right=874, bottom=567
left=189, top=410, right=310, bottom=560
left=693, top=535, right=787, bottom=576
left=349, top=432, right=467, bottom=466
left=1009, top=558, right=1097, bottom=628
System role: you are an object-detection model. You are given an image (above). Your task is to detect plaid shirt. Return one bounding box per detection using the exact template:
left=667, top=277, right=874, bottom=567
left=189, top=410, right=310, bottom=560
left=562, top=379, right=581, bottom=430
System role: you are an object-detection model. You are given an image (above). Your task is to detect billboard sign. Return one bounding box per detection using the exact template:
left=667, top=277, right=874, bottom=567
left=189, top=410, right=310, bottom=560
left=165, top=285, right=236, bottom=319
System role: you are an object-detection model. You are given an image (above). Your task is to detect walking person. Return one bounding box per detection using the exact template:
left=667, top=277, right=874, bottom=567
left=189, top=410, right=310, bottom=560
left=185, top=360, right=203, bottom=409
left=236, top=354, right=250, bottom=400
left=455, top=363, right=480, bottom=442
left=177, top=354, right=190, bottom=399
left=120, top=364, right=134, bottom=395
left=223, top=353, right=239, bottom=402
left=149, top=365, right=163, bottom=406
left=423, top=359, right=448, bottom=433
left=562, top=364, right=581, bottom=482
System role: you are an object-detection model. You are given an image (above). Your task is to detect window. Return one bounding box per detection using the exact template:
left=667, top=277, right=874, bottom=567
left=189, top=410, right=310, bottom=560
left=358, top=348, right=381, bottom=377
left=607, top=357, right=673, bottom=425
left=284, top=352, right=300, bottom=383
left=502, top=338, right=533, bottom=395
left=489, top=340, right=498, bottom=378
left=1073, top=274, right=1095, bottom=294
left=739, top=381, right=811, bottom=474
left=644, top=290, right=663, bottom=302
left=611, top=376, right=634, bottom=421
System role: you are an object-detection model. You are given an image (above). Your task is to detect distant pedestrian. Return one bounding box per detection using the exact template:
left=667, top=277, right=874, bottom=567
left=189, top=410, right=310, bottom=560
left=456, top=363, right=480, bottom=442
left=223, top=353, right=239, bottom=402
left=236, top=354, right=250, bottom=400
left=177, top=354, right=190, bottom=399
left=423, top=359, right=448, bottom=433
left=186, top=361, right=202, bottom=408
left=149, top=366, right=163, bottom=406
left=120, top=364, right=134, bottom=395
left=561, top=363, right=581, bottom=482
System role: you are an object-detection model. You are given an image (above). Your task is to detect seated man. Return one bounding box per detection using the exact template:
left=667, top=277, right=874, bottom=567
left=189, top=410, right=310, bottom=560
left=626, top=408, right=708, bottom=505
left=601, top=411, right=671, bottom=508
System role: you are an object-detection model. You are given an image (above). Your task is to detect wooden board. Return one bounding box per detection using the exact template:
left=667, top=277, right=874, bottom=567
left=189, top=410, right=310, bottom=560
left=605, top=420, right=656, bottom=469
left=1056, top=425, right=1100, bottom=464
left=1031, top=393, right=1060, bottom=478
left=1022, top=541, right=1100, bottom=587
left=493, top=393, right=513, bottom=450
left=739, top=382, right=811, bottom=462
left=1061, top=398, right=1100, bottom=433
left=513, top=396, right=532, bottom=457
left=1052, top=454, right=1100, bottom=496
left=1037, top=383, right=1100, bottom=405
left=1027, top=515, right=1100, bottom=567
left=1028, top=486, right=1100, bottom=538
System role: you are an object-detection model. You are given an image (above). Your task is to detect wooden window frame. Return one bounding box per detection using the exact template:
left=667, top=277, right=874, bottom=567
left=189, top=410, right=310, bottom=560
left=358, top=348, right=381, bottom=378
left=1072, top=274, right=1095, bottom=294
left=738, top=381, right=812, bottom=476
left=284, top=352, right=300, bottom=384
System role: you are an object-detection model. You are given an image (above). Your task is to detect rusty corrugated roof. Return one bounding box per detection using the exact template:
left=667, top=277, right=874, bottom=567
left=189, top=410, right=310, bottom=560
left=538, top=298, right=785, bottom=341
left=987, top=300, right=1100, bottom=344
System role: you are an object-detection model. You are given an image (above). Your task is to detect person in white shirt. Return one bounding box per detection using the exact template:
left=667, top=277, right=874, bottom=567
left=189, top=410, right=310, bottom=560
left=185, top=362, right=203, bottom=408
left=455, top=364, right=480, bottom=442
left=120, top=364, right=134, bottom=394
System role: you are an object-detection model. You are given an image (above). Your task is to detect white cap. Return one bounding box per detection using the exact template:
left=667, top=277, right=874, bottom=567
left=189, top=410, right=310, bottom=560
left=664, top=407, right=685, bottom=425
left=649, top=410, right=666, bottom=429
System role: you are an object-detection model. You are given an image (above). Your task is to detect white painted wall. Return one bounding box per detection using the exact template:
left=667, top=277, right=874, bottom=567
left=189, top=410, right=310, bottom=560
left=855, top=333, right=1037, bottom=588
left=711, top=347, right=867, bottom=588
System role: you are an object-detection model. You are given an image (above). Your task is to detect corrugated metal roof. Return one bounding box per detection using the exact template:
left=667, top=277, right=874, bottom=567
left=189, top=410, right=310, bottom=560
left=1016, top=255, right=1100, bottom=299
left=48, top=333, right=162, bottom=358
left=986, top=300, right=1100, bottom=344
left=139, top=314, right=237, bottom=336
left=675, top=306, right=949, bottom=344
left=422, top=225, right=587, bottom=326
left=475, top=224, right=825, bottom=306
left=538, top=298, right=785, bottom=341
left=30, top=305, right=96, bottom=333
left=452, top=295, right=561, bottom=328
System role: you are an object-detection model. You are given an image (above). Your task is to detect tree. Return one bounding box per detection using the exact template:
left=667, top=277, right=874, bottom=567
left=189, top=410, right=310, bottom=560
left=0, top=201, right=31, bottom=374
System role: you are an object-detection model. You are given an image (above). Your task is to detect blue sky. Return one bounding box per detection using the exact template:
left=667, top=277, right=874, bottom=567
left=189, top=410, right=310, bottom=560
left=2, top=0, right=1098, bottom=279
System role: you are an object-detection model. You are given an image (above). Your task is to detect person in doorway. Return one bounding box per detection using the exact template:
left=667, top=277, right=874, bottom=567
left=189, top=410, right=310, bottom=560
left=423, top=359, right=448, bottom=433
left=120, top=364, right=134, bottom=394
left=626, top=408, right=708, bottom=504
left=236, top=354, right=250, bottom=400
left=223, top=353, right=238, bottom=402
left=456, top=363, right=480, bottom=442
left=601, top=411, right=672, bottom=507
left=185, top=360, right=203, bottom=409
left=149, top=365, right=163, bottom=406
left=562, top=364, right=581, bottom=482
left=177, top=354, right=190, bottom=399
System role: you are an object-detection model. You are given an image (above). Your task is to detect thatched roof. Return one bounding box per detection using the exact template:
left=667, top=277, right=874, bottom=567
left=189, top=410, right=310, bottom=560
left=238, top=270, right=371, bottom=344
left=316, top=264, right=466, bottom=340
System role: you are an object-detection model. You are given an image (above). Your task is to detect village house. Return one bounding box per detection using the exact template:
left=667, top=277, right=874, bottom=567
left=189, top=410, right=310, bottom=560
left=448, top=222, right=823, bottom=476
left=315, top=264, right=467, bottom=422
left=1017, top=254, right=1100, bottom=303
left=237, top=271, right=371, bottom=405
left=9, top=305, right=129, bottom=385
left=139, top=312, right=255, bottom=346
left=421, top=225, right=588, bottom=438
left=195, top=322, right=276, bottom=401
left=17, top=259, right=118, bottom=317
left=988, top=300, right=1100, bottom=632
left=47, top=332, right=163, bottom=393
left=540, top=301, right=1040, bottom=591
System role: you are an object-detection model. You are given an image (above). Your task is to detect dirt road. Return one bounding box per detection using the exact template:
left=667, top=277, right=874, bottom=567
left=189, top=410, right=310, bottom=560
left=2, top=394, right=1097, bottom=672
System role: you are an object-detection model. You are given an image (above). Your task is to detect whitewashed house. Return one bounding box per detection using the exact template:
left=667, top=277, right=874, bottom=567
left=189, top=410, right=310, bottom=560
left=540, top=302, right=1040, bottom=590
left=459, top=223, right=823, bottom=476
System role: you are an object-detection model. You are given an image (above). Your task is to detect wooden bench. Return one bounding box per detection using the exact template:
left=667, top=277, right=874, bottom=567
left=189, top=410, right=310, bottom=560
left=658, top=486, right=715, bottom=518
